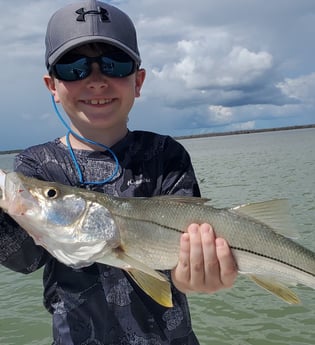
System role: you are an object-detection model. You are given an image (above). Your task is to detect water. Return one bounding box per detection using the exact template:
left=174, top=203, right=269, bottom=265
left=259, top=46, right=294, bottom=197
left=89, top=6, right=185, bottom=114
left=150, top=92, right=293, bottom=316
left=181, top=129, right=315, bottom=345
left=0, top=129, right=314, bottom=344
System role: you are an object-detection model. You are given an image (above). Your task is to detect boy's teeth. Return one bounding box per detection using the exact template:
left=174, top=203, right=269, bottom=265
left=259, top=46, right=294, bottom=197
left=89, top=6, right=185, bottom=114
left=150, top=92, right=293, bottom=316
left=87, top=99, right=111, bottom=105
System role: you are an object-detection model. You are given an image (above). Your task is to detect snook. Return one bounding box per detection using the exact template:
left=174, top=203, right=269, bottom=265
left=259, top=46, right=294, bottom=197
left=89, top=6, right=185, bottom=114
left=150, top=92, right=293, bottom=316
left=0, top=170, right=315, bottom=307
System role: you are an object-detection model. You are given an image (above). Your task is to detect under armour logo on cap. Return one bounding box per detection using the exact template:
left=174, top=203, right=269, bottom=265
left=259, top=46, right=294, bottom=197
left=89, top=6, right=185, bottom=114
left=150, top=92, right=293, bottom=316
left=76, top=7, right=110, bottom=22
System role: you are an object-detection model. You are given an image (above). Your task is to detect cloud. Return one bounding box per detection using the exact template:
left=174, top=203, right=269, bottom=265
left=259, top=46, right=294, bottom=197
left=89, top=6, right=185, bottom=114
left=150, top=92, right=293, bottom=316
left=154, top=42, right=273, bottom=90
left=207, top=106, right=233, bottom=124
left=277, top=73, right=315, bottom=104
left=136, top=13, right=298, bottom=117
left=1, top=0, right=315, bottom=150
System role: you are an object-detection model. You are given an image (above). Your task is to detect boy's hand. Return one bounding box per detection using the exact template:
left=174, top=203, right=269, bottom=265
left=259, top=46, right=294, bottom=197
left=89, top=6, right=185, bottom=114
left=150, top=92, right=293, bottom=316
left=171, top=223, right=237, bottom=293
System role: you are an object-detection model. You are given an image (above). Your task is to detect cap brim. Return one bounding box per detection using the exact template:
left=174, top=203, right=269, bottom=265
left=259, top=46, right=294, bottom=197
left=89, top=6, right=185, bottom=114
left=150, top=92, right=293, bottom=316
left=47, top=36, right=141, bottom=68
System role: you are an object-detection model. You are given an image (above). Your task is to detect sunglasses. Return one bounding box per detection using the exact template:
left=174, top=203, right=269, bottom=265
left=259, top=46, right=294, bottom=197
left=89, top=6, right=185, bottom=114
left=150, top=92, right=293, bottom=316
left=50, top=53, right=137, bottom=81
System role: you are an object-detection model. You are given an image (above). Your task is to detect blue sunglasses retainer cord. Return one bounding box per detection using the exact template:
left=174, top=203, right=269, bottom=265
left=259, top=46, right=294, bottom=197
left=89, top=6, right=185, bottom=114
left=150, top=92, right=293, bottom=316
left=51, top=94, right=120, bottom=185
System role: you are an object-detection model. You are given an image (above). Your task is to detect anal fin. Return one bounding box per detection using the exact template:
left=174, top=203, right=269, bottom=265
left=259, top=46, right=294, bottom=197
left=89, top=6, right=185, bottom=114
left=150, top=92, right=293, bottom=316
left=249, top=275, right=301, bottom=304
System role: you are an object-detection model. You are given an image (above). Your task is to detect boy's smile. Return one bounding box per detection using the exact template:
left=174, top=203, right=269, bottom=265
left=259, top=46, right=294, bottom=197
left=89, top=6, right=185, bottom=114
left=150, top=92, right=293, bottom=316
left=44, top=44, right=146, bottom=147
left=83, top=99, right=114, bottom=105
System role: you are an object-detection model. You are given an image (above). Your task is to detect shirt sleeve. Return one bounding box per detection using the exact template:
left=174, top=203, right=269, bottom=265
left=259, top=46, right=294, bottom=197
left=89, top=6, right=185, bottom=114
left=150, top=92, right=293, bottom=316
left=160, top=137, right=201, bottom=197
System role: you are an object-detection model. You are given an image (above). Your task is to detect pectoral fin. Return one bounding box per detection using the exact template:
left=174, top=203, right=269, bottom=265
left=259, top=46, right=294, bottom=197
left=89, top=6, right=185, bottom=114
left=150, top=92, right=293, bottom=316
left=127, top=269, right=173, bottom=308
left=249, top=275, right=300, bottom=304
left=96, top=249, right=173, bottom=307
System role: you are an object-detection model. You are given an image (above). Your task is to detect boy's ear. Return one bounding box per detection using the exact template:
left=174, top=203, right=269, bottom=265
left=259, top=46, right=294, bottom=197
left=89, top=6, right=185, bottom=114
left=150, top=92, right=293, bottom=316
left=43, top=74, right=60, bottom=103
left=135, top=68, right=146, bottom=97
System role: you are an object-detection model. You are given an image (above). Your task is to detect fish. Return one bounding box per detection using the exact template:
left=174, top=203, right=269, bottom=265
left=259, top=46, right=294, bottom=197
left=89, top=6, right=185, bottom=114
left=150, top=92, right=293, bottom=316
left=0, top=169, right=315, bottom=308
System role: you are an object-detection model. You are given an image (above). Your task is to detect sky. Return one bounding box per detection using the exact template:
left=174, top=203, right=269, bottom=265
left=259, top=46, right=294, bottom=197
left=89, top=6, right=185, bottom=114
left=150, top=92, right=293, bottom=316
left=1, top=0, right=315, bottom=150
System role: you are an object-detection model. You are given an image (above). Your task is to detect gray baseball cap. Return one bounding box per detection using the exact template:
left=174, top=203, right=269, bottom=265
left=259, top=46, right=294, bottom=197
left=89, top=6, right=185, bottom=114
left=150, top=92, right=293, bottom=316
left=45, top=0, right=141, bottom=69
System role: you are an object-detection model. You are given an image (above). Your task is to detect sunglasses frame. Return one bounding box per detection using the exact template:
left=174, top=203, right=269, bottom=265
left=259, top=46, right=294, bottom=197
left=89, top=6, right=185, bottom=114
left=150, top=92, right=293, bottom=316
left=50, top=54, right=137, bottom=81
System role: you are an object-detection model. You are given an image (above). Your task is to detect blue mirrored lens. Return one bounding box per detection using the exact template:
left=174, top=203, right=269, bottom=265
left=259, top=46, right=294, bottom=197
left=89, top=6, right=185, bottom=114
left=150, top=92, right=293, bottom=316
left=53, top=55, right=135, bottom=81
left=54, top=58, right=90, bottom=81
left=100, top=57, right=134, bottom=78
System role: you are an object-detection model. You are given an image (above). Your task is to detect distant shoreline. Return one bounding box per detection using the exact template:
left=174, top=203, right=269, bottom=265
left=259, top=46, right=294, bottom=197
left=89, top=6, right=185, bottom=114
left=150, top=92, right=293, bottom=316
left=175, top=123, right=315, bottom=140
left=0, top=149, right=23, bottom=155
left=0, top=124, right=314, bottom=154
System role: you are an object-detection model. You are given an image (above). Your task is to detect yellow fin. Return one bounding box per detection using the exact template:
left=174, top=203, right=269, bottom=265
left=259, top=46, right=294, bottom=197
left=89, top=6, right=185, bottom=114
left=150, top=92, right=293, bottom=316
left=127, top=270, right=173, bottom=308
left=232, top=199, right=298, bottom=238
left=96, top=249, right=173, bottom=307
left=249, top=275, right=301, bottom=304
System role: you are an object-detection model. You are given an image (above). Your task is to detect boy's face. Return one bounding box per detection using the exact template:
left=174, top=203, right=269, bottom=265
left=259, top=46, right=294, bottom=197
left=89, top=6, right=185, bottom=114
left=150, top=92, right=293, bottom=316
left=44, top=44, right=145, bottom=136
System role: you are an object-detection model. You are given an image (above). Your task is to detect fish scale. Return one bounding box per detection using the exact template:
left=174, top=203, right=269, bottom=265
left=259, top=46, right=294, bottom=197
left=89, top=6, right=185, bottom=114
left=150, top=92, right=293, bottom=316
left=105, top=196, right=315, bottom=277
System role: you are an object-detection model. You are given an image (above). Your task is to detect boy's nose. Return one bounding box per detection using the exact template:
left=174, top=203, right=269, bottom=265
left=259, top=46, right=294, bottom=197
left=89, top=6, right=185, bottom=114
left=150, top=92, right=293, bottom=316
left=86, top=63, right=109, bottom=87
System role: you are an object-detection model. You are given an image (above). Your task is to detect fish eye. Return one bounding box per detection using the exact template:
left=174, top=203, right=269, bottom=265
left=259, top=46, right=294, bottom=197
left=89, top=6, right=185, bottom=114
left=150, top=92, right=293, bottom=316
left=44, top=188, right=59, bottom=199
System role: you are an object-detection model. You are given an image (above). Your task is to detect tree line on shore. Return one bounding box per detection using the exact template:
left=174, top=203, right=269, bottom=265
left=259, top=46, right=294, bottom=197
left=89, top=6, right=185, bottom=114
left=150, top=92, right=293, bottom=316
left=1, top=124, right=314, bottom=154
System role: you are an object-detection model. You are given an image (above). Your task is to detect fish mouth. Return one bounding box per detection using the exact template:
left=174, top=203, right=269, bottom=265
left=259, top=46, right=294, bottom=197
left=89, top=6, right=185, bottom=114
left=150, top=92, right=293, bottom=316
left=0, top=170, right=37, bottom=216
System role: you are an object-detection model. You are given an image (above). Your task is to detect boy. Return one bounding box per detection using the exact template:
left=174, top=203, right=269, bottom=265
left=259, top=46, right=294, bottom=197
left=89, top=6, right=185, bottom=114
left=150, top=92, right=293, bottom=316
left=0, top=1, right=237, bottom=344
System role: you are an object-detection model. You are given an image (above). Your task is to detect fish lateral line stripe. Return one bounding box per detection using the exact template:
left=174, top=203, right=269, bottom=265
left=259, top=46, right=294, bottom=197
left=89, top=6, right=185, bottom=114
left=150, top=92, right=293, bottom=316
left=232, top=246, right=315, bottom=277
left=112, top=213, right=184, bottom=234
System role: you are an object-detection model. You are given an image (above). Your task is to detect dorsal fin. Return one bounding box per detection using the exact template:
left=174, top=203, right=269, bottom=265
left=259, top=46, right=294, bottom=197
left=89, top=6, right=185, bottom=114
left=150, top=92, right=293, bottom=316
left=232, top=199, right=298, bottom=238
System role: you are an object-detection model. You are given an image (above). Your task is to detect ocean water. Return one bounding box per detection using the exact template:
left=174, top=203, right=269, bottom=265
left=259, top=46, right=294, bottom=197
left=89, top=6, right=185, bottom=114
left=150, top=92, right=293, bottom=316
left=0, top=128, right=314, bottom=344
left=180, top=128, right=315, bottom=345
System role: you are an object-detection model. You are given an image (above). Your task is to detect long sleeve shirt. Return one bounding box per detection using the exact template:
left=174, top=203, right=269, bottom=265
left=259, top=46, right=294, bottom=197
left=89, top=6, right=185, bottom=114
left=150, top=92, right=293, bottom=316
left=0, top=130, right=201, bottom=345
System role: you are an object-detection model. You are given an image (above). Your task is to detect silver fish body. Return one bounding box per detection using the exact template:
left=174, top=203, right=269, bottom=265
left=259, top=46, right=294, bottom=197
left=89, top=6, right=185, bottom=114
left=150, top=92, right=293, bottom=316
left=0, top=170, right=315, bottom=306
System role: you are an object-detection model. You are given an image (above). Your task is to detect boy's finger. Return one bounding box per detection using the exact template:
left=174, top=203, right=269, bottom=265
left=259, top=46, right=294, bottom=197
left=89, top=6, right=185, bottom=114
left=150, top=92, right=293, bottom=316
left=216, top=238, right=238, bottom=288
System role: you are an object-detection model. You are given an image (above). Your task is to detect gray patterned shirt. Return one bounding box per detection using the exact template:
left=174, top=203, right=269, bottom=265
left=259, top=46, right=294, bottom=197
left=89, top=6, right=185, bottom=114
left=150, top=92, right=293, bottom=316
left=0, top=130, right=201, bottom=345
